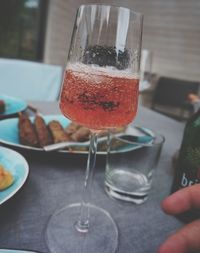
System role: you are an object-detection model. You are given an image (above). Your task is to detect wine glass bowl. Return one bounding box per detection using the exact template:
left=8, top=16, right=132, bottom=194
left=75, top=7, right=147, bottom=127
left=60, top=62, right=139, bottom=130
left=46, top=4, right=143, bottom=253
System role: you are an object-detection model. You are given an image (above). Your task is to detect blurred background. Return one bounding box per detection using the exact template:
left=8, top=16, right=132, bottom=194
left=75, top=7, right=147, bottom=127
left=0, top=0, right=200, bottom=119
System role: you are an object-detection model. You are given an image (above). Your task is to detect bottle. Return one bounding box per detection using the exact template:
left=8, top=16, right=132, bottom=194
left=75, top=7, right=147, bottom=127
left=171, top=98, right=200, bottom=221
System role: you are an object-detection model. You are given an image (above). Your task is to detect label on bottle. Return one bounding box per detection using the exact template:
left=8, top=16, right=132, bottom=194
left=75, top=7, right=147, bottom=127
left=171, top=149, right=200, bottom=221
left=172, top=146, right=200, bottom=192
left=180, top=171, right=200, bottom=188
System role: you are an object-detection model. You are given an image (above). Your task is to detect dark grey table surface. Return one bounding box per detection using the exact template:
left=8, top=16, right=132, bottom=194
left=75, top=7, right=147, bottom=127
left=0, top=102, right=186, bottom=253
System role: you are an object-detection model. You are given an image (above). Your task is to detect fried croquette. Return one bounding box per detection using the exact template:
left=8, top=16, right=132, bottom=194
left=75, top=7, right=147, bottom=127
left=34, top=115, right=53, bottom=147
left=18, top=113, right=39, bottom=147
left=65, top=122, right=81, bottom=135
left=70, top=126, right=90, bottom=142
left=48, top=120, right=71, bottom=143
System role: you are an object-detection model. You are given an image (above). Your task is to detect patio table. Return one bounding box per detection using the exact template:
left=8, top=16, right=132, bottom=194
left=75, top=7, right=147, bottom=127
left=0, top=102, right=186, bottom=253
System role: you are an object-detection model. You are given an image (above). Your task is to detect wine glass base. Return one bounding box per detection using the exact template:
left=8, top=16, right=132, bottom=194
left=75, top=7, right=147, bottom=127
left=45, top=203, right=118, bottom=253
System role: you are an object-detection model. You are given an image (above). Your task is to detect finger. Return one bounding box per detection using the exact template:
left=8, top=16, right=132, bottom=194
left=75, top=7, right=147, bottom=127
left=157, top=219, right=200, bottom=253
left=162, top=184, right=200, bottom=214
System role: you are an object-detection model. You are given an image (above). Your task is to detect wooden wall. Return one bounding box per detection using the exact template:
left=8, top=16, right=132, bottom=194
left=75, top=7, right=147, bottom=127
left=44, top=0, right=200, bottom=82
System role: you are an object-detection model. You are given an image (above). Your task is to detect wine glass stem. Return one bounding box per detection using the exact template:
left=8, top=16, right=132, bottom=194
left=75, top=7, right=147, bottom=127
left=106, top=129, right=113, bottom=175
left=75, top=132, right=98, bottom=233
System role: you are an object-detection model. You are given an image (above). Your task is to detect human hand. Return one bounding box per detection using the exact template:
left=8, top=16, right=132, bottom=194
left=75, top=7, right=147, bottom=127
left=157, top=184, right=200, bottom=253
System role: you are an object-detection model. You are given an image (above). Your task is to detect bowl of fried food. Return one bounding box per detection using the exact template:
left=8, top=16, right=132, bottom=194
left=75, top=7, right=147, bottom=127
left=0, top=113, right=153, bottom=154
left=18, top=113, right=127, bottom=153
left=18, top=113, right=91, bottom=151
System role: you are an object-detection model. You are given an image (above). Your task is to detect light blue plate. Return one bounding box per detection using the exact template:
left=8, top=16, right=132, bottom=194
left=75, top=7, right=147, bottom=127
left=0, top=146, right=29, bottom=205
left=0, top=94, right=27, bottom=117
left=0, top=115, right=70, bottom=151
left=0, top=250, right=38, bottom=253
left=0, top=115, right=154, bottom=155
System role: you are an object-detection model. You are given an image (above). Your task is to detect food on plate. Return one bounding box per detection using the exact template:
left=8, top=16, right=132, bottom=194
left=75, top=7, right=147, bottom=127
left=98, top=138, right=129, bottom=151
left=65, top=122, right=91, bottom=142
left=48, top=120, right=71, bottom=143
left=0, top=165, right=14, bottom=191
left=17, top=114, right=126, bottom=151
left=0, top=100, right=5, bottom=114
left=18, top=113, right=39, bottom=147
left=34, top=115, right=53, bottom=147
left=70, top=126, right=91, bottom=142
left=65, top=122, right=81, bottom=135
left=98, top=126, right=126, bottom=138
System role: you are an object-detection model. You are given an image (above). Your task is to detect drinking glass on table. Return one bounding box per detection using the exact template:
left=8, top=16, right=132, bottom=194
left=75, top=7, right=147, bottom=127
left=105, top=131, right=165, bottom=204
left=45, top=4, right=143, bottom=253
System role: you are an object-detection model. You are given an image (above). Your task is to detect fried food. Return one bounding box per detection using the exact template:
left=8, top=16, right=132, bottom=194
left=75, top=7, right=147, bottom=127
left=98, top=138, right=128, bottom=151
left=0, top=100, right=5, bottom=114
left=18, top=113, right=126, bottom=152
left=70, top=126, right=90, bottom=142
left=98, top=127, right=126, bottom=137
left=65, top=122, right=81, bottom=135
left=34, top=115, right=53, bottom=147
left=97, top=129, right=108, bottom=138
left=18, top=113, right=39, bottom=147
left=0, top=165, right=14, bottom=191
left=48, top=120, right=71, bottom=143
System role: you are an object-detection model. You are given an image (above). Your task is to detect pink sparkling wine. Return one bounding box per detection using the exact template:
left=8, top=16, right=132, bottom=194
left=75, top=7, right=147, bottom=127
left=60, top=64, right=139, bottom=130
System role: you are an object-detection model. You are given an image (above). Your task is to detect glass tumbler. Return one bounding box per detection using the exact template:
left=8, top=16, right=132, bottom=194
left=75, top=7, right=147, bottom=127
left=105, top=131, right=165, bottom=204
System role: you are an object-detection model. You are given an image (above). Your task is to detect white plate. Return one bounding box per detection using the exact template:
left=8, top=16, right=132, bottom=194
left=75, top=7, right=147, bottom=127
left=0, top=147, right=29, bottom=205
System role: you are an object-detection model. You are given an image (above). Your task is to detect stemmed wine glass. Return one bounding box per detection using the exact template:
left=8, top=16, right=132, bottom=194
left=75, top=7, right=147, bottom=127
left=45, top=4, right=143, bottom=253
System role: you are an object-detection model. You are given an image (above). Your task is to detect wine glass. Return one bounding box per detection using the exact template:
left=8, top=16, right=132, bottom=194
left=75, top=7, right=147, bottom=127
left=45, top=4, right=143, bottom=253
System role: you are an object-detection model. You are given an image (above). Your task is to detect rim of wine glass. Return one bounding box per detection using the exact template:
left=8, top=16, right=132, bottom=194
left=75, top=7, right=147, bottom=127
left=78, top=3, right=143, bottom=18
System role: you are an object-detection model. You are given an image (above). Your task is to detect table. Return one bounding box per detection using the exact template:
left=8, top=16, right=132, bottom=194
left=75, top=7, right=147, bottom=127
left=0, top=102, right=185, bottom=253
